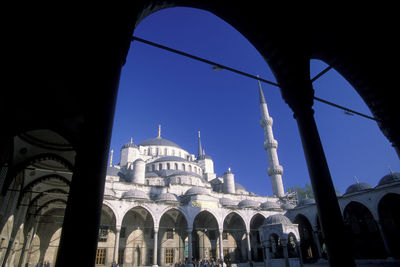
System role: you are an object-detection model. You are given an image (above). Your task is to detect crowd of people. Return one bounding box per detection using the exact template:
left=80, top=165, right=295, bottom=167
left=169, top=257, right=232, bottom=267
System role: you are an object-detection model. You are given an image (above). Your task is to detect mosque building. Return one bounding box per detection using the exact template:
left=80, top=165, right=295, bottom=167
left=0, top=83, right=399, bottom=267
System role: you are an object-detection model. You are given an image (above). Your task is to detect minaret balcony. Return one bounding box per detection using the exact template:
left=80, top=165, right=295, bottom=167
left=264, top=140, right=278, bottom=149
left=260, top=117, right=273, bottom=127
left=268, top=165, right=283, bottom=176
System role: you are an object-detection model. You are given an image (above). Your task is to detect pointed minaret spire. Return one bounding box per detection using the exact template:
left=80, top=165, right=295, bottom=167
left=109, top=149, right=114, bottom=167
left=258, top=77, right=285, bottom=197
left=198, top=131, right=203, bottom=158
left=257, top=76, right=267, bottom=104
left=157, top=124, right=161, bottom=139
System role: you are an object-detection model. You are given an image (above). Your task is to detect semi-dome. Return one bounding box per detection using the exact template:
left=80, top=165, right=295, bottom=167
left=238, top=199, right=260, bottom=208
left=139, top=138, right=181, bottom=148
left=345, top=182, right=373, bottom=195
left=281, top=202, right=296, bottom=210
left=121, top=189, right=149, bottom=200
left=260, top=201, right=281, bottom=210
left=185, top=186, right=209, bottom=196
left=155, top=193, right=179, bottom=202
left=220, top=198, right=237, bottom=207
left=377, top=172, right=400, bottom=186
left=153, top=156, right=187, bottom=163
left=265, top=214, right=292, bottom=225
left=297, top=198, right=316, bottom=207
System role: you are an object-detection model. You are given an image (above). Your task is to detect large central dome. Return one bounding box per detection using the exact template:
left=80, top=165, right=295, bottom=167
left=139, top=137, right=181, bottom=148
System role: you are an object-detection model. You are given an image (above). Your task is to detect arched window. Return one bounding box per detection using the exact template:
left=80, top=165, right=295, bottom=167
left=159, top=163, right=162, bottom=170
left=182, top=164, right=185, bottom=171
left=167, top=163, right=170, bottom=170
left=175, top=163, right=178, bottom=170
left=156, top=148, right=159, bottom=155
left=148, top=148, right=152, bottom=156
left=164, top=148, right=168, bottom=155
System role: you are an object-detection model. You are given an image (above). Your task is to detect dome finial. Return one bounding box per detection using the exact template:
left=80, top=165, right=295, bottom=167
left=228, top=167, right=231, bottom=172
left=157, top=124, right=161, bottom=139
left=109, top=149, right=114, bottom=167
left=130, top=137, right=133, bottom=144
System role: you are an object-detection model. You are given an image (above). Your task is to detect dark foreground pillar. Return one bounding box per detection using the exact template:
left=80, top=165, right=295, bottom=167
left=294, top=106, right=355, bottom=266
left=55, top=54, right=124, bottom=267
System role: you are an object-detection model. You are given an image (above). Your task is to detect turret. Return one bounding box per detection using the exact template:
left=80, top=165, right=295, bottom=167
left=196, top=131, right=216, bottom=181
left=120, top=137, right=140, bottom=167
left=258, top=79, right=285, bottom=197
left=223, top=168, right=235, bottom=194
left=132, top=159, right=145, bottom=184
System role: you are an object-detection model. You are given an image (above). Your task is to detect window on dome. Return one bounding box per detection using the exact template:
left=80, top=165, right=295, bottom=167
left=175, top=163, right=178, bottom=170
left=148, top=149, right=152, bottom=156
left=164, top=148, right=168, bottom=155
left=182, top=164, right=186, bottom=171
left=159, top=164, right=162, bottom=170
left=156, top=148, right=159, bottom=155
left=167, top=163, right=170, bottom=170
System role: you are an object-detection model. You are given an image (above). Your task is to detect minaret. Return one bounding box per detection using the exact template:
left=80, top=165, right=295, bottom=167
left=258, top=78, right=285, bottom=197
left=198, top=131, right=203, bottom=158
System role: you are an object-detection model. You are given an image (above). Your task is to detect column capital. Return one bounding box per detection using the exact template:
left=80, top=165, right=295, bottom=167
left=187, top=227, right=193, bottom=233
left=154, top=226, right=159, bottom=232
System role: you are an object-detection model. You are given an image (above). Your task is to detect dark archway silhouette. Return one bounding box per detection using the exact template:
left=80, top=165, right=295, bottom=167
left=344, top=201, right=386, bottom=259
left=294, top=214, right=318, bottom=263
left=378, top=193, right=400, bottom=258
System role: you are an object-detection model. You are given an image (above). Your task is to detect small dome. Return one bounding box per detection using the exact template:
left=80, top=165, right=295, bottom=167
left=121, top=189, right=149, bottom=200
left=185, top=186, right=209, bottom=196
left=220, top=198, right=237, bottom=206
left=264, top=214, right=292, bottom=225
left=281, top=202, right=296, bottom=210
left=378, top=172, right=400, bottom=186
left=260, top=201, right=281, bottom=210
left=155, top=193, right=179, bottom=202
left=121, top=142, right=138, bottom=149
left=345, top=182, right=373, bottom=195
left=139, top=138, right=181, bottom=148
left=235, top=183, right=246, bottom=191
left=153, top=156, right=187, bottom=163
left=297, top=198, right=316, bottom=207
left=238, top=199, right=260, bottom=208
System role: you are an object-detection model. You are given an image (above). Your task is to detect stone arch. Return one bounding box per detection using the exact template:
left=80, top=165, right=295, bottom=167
left=102, top=200, right=122, bottom=227
left=158, top=208, right=189, bottom=265
left=343, top=201, right=386, bottom=259
left=378, top=193, right=400, bottom=258
left=223, top=211, right=247, bottom=263
left=2, top=153, right=73, bottom=195
left=192, top=210, right=219, bottom=261
left=294, top=213, right=318, bottom=263
left=249, top=213, right=265, bottom=262
left=120, top=206, right=155, bottom=267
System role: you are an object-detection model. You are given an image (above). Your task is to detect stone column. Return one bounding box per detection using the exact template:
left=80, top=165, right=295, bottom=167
left=246, top=231, right=252, bottom=263
left=188, top=228, right=193, bottom=267
left=377, top=220, right=393, bottom=259
left=113, top=226, right=121, bottom=263
left=279, top=75, right=355, bottom=266
left=219, top=230, right=224, bottom=261
left=296, top=241, right=304, bottom=267
left=152, top=227, right=158, bottom=267
left=312, top=230, right=322, bottom=259
left=265, top=240, right=271, bottom=267
left=281, top=239, right=289, bottom=267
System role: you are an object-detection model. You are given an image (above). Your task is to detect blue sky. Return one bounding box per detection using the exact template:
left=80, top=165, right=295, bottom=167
left=109, top=7, right=399, bottom=196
